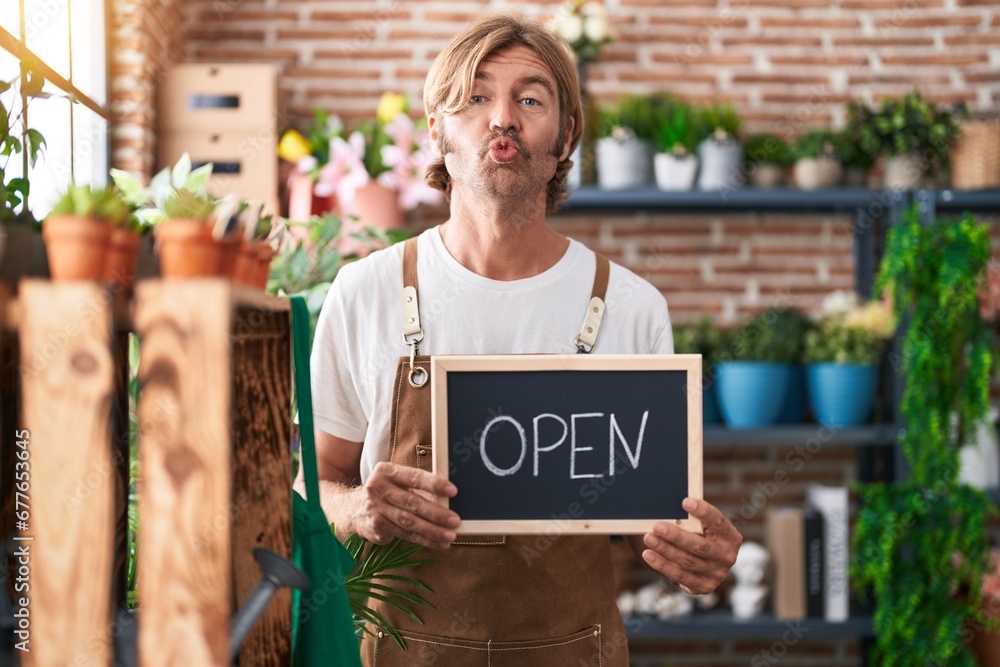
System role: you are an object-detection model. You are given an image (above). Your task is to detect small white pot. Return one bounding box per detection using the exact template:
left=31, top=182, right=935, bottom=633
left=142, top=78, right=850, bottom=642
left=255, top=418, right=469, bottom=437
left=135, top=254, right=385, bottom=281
left=883, top=152, right=925, bottom=189
left=596, top=137, right=652, bottom=189
left=697, top=138, right=744, bottom=190
left=793, top=156, right=843, bottom=190
left=654, top=152, right=699, bottom=190
left=749, top=163, right=785, bottom=188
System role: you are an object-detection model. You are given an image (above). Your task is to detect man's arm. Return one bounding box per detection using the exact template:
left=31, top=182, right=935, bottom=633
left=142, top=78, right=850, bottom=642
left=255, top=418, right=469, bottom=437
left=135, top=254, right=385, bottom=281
left=293, top=429, right=462, bottom=550
left=626, top=498, right=742, bottom=595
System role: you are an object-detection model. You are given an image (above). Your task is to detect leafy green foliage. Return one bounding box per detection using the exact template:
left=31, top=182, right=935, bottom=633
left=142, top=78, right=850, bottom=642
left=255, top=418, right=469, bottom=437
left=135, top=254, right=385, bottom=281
left=728, top=307, right=813, bottom=363
left=803, top=318, right=887, bottom=364
left=1, top=62, right=49, bottom=222
left=847, top=89, right=964, bottom=164
left=743, top=133, right=793, bottom=167
left=50, top=183, right=133, bottom=227
left=790, top=129, right=838, bottom=161
left=343, top=535, right=435, bottom=649
left=596, top=95, right=656, bottom=141
left=833, top=126, right=876, bottom=171
left=162, top=188, right=217, bottom=221
left=651, top=96, right=701, bottom=155
left=673, top=316, right=726, bottom=372
left=697, top=103, right=741, bottom=142
left=851, top=205, right=996, bottom=667
left=111, top=153, right=215, bottom=227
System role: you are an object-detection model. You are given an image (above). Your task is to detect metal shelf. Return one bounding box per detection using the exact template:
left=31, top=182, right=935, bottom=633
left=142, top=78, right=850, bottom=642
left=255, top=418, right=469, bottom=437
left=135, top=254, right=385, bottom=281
left=562, top=186, right=877, bottom=213
left=625, top=610, right=874, bottom=639
left=704, top=424, right=898, bottom=447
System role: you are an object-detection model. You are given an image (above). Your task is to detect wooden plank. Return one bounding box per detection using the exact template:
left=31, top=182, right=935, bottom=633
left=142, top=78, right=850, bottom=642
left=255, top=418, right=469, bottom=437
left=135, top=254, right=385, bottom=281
left=135, top=279, right=232, bottom=667
left=231, top=307, right=292, bottom=667
left=18, top=280, right=115, bottom=667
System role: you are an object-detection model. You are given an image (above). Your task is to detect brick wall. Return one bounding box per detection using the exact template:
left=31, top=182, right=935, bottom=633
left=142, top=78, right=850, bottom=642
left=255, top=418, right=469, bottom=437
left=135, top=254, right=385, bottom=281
left=109, top=0, right=184, bottom=177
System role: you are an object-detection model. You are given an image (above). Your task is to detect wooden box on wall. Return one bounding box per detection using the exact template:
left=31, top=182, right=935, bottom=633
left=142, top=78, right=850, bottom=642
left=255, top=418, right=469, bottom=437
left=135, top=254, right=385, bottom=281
left=158, top=64, right=278, bottom=216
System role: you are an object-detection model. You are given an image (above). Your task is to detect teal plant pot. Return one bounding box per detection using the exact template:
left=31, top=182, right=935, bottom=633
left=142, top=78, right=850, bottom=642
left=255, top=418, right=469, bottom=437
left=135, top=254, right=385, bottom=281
left=806, top=363, right=879, bottom=427
left=716, top=361, right=791, bottom=428
left=703, top=380, right=722, bottom=424
left=778, top=364, right=808, bottom=423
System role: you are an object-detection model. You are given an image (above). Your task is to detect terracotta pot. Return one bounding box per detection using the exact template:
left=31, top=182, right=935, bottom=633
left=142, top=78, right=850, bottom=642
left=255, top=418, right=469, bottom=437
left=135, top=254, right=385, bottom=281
left=155, top=219, right=220, bottom=278
left=216, top=235, right=244, bottom=278
left=253, top=242, right=274, bottom=290
left=342, top=181, right=404, bottom=230
left=287, top=171, right=337, bottom=221
left=42, top=215, right=112, bottom=280
left=102, top=227, right=141, bottom=290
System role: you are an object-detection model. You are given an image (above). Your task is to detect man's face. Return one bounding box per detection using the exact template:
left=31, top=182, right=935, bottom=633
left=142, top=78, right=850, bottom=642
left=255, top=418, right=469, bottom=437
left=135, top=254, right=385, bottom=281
left=429, top=44, right=574, bottom=205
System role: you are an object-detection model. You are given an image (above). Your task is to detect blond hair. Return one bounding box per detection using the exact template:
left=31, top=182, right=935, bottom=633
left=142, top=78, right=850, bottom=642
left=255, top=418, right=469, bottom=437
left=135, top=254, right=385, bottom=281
left=423, top=12, right=583, bottom=213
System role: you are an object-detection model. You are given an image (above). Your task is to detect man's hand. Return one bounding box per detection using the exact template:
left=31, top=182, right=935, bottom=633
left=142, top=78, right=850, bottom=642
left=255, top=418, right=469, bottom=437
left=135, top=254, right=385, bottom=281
left=356, top=461, right=461, bottom=550
left=640, top=497, right=742, bottom=595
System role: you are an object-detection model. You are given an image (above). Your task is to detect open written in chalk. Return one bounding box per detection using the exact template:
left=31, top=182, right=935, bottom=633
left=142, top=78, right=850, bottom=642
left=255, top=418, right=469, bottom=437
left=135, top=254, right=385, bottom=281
left=430, top=354, right=703, bottom=535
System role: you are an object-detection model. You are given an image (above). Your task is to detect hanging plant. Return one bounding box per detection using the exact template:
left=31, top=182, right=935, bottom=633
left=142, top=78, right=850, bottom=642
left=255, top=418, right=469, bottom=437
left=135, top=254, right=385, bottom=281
left=852, top=204, right=997, bottom=666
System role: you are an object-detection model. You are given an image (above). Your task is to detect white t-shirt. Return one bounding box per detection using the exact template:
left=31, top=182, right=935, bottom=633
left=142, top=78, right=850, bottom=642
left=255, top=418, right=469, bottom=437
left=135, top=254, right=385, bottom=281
left=311, top=225, right=675, bottom=481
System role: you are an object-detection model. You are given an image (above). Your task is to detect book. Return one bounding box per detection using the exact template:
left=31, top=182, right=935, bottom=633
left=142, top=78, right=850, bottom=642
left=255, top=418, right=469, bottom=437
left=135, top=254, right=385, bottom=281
left=803, top=505, right=825, bottom=618
left=806, top=484, right=849, bottom=622
left=766, top=507, right=806, bottom=620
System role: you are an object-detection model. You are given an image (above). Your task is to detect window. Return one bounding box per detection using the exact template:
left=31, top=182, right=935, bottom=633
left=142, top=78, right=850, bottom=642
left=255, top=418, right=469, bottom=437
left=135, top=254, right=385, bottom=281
left=1, top=0, right=109, bottom=218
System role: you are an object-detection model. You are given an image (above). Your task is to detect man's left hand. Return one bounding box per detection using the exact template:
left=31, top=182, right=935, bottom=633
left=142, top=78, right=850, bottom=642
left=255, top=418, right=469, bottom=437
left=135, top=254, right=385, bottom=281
left=640, top=497, right=742, bottom=595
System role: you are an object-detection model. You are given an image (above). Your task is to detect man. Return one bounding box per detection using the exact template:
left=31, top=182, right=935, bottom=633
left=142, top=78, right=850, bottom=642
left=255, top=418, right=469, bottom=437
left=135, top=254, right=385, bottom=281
left=300, top=12, right=742, bottom=666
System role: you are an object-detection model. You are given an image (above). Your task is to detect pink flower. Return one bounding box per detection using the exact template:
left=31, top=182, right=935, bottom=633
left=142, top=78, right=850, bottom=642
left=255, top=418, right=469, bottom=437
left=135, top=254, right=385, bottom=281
left=377, top=124, right=442, bottom=211
left=314, top=131, right=369, bottom=207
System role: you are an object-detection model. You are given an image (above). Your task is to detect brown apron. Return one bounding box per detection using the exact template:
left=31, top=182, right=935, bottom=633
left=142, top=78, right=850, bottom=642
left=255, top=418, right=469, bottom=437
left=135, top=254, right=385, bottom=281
left=361, top=238, right=629, bottom=667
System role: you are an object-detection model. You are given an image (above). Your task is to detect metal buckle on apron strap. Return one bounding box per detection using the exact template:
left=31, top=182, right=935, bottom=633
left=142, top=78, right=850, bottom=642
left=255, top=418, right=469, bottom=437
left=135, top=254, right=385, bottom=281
left=575, top=296, right=606, bottom=354
left=403, top=329, right=428, bottom=388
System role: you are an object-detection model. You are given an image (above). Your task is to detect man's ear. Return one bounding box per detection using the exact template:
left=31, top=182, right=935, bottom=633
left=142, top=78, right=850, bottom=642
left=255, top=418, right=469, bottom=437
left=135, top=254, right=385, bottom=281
left=559, top=115, right=576, bottom=162
left=428, top=114, right=439, bottom=143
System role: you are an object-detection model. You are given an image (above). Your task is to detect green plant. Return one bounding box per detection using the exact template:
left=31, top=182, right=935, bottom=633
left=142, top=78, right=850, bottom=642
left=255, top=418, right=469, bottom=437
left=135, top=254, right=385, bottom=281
left=343, top=535, right=434, bottom=649
left=804, top=320, right=886, bottom=364
left=673, top=316, right=724, bottom=370
left=50, top=183, right=133, bottom=227
left=596, top=95, right=656, bottom=141
left=790, top=129, right=838, bottom=161
left=651, top=96, right=701, bottom=156
left=852, top=205, right=996, bottom=667
left=111, top=153, right=215, bottom=226
left=697, top=103, right=741, bottom=142
left=1, top=62, right=48, bottom=223
left=162, top=188, right=217, bottom=221
left=729, top=307, right=813, bottom=363
left=833, top=126, right=876, bottom=171
left=743, top=133, right=793, bottom=167
left=847, top=89, right=964, bottom=164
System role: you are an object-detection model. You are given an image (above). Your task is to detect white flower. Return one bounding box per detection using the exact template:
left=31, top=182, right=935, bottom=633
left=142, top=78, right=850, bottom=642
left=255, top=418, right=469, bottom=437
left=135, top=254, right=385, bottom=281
left=555, top=13, right=583, bottom=43
left=819, top=290, right=859, bottom=318
left=583, top=6, right=609, bottom=42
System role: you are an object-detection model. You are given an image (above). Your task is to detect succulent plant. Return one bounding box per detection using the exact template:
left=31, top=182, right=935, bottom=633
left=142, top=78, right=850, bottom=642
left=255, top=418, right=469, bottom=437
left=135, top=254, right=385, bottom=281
left=50, top=184, right=132, bottom=227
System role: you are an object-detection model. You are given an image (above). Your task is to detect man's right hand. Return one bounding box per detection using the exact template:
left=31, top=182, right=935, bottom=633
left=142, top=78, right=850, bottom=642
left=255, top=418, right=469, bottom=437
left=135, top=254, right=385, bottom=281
left=356, top=461, right=461, bottom=550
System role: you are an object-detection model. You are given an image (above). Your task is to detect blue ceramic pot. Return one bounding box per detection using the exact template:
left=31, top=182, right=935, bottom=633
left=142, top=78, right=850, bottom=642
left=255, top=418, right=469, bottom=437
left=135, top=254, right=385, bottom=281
left=806, top=363, right=879, bottom=427
left=716, top=362, right=791, bottom=428
left=778, top=364, right=808, bottom=423
left=703, top=380, right=722, bottom=424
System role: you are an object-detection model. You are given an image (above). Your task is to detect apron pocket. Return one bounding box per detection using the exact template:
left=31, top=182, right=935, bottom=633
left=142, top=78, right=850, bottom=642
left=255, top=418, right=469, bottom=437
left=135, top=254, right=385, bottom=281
left=372, top=625, right=602, bottom=667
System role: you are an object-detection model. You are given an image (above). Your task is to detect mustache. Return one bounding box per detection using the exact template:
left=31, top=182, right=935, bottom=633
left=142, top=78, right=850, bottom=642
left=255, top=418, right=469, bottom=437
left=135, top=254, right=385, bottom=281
left=479, top=129, right=531, bottom=159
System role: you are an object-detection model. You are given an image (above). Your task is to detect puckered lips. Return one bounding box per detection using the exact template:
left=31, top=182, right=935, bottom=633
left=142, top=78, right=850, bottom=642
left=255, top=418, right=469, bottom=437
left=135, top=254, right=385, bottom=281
left=488, top=137, right=519, bottom=164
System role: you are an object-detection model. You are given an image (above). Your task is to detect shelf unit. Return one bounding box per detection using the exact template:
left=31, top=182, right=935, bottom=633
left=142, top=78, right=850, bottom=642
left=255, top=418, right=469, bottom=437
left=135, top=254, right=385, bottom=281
left=559, top=186, right=1000, bottom=662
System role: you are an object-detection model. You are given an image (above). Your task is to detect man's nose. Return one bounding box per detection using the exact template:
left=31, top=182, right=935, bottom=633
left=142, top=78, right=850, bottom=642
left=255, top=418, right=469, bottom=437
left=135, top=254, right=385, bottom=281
left=489, top=97, right=519, bottom=133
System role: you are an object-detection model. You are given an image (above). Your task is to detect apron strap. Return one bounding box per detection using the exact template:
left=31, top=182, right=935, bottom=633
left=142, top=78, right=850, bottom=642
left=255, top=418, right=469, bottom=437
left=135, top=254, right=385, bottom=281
left=575, top=253, right=610, bottom=354
left=401, top=237, right=427, bottom=387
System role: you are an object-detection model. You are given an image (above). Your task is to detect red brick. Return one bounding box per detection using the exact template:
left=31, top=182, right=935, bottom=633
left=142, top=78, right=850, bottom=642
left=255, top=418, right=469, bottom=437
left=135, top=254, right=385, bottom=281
left=618, top=70, right=718, bottom=85
left=881, top=53, right=989, bottom=66
left=648, top=15, right=750, bottom=28
left=875, top=14, right=982, bottom=28
left=769, top=54, right=869, bottom=67
left=185, top=28, right=266, bottom=41
left=761, top=16, right=861, bottom=29
left=835, top=36, right=936, bottom=47
left=742, top=0, right=830, bottom=6
left=724, top=36, right=824, bottom=48
left=957, top=0, right=997, bottom=5
left=314, top=48, right=415, bottom=61
left=841, top=0, right=943, bottom=7
left=850, top=72, right=952, bottom=85
left=732, top=73, right=831, bottom=86
left=964, top=70, right=1000, bottom=84
left=311, top=9, right=411, bottom=21
left=945, top=34, right=1000, bottom=46
left=652, top=51, right=755, bottom=66
left=275, top=27, right=366, bottom=40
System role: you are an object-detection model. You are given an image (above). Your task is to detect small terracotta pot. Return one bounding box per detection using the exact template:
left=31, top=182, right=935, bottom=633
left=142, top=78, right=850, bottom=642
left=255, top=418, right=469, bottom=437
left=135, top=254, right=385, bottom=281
left=233, top=240, right=260, bottom=287
left=342, top=181, right=404, bottom=230
left=254, top=242, right=274, bottom=290
left=155, top=219, right=220, bottom=278
left=216, top=235, right=244, bottom=278
left=42, top=215, right=112, bottom=280
left=102, top=227, right=141, bottom=290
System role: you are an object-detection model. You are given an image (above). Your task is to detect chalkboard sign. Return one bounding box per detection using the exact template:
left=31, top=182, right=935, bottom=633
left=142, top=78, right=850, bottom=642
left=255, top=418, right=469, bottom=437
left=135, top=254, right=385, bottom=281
left=430, top=354, right=703, bottom=535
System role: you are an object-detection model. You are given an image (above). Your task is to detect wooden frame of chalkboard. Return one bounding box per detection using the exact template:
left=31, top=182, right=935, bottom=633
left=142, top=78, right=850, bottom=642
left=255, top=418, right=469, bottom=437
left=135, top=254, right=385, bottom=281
left=430, top=354, right=703, bottom=535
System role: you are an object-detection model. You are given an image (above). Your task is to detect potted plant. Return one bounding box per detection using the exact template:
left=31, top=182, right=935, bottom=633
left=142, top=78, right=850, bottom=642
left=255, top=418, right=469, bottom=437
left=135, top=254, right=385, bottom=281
left=714, top=307, right=798, bottom=428
left=595, top=94, right=655, bottom=190
left=833, top=122, right=876, bottom=187
left=232, top=204, right=280, bottom=290
left=770, top=308, right=815, bottom=423
left=673, top=317, right=725, bottom=423
left=695, top=103, right=743, bottom=190
left=847, top=90, right=963, bottom=189
left=42, top=184, right=130, bottom=281
left=852, top=205, right=995, bottom=667
left=102, top=201, right=144, bottom=290
left=156, top=189, right=220, bottom=278
left=803, top=294, right=894, bottom=426
left=292, top=93, right=442, bottom=229
left=791, top=129, right=842, bottom=190
left=743, top=133, right=793, bottom=188
left=652, top=96, right=701, bottom=191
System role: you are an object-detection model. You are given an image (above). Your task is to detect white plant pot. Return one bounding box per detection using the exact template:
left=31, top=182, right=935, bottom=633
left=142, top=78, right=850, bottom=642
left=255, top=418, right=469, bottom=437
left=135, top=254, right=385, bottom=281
left=654, top=152, right=699, bottom=190
left=793, top=157, right=843, bottom=190
left=596, top=137, right=652, bottom=189
left=697, top=139, right=744, bottom=190
left=749, top=163, right=785, bottom=188
left=567, top=143, right=582, bottom=189
left=883, top=152, right=925, bottom=189
left=842, top=166, right=869, bottom=187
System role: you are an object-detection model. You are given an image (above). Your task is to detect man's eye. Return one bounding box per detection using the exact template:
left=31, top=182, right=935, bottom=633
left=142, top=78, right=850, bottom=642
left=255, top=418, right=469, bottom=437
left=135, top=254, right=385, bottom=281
left=470, top=95, right=485, bottom=104
left=522, top=98, right=540, bottom=107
